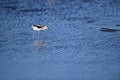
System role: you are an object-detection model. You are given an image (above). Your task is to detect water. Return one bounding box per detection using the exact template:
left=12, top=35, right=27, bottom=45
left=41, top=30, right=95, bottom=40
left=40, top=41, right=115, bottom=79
left=0, top=0, right=120, bottom=80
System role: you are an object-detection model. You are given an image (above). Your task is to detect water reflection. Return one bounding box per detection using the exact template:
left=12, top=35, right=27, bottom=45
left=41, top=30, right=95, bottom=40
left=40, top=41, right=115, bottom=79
left=32, top=38, right=46, bottom=54
left=46, top=0, right=55, bottom=5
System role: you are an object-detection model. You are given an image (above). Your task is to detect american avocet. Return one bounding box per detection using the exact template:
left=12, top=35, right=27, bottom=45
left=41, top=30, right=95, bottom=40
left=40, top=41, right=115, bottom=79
left=32, top=24, right=48, bottom=38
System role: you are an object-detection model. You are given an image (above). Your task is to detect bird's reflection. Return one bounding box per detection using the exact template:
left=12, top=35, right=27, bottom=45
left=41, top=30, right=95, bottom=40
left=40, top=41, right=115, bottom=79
left=46, top=0, right=55, bottom=5
left=32, top=38, right=46, bottom=54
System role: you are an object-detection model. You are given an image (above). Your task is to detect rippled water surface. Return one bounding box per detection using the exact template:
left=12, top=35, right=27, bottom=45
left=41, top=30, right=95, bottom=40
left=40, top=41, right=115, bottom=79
left=0, top=0, right=120, bottom=80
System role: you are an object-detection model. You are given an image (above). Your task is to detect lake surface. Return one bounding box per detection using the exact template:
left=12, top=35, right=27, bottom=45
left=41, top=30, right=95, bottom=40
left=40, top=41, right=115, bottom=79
left=0, top=0, right=120, bottom=80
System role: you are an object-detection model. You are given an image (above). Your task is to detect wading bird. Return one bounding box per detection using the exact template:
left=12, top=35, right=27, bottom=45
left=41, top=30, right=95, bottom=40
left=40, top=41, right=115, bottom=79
left=32, top=24, right=48, bottom=38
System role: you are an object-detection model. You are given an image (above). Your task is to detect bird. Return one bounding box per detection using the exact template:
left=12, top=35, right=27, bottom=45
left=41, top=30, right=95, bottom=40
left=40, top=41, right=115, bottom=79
left=32, top=24, right=48, bottom=38
left=32, top=24, right=48, bottom=31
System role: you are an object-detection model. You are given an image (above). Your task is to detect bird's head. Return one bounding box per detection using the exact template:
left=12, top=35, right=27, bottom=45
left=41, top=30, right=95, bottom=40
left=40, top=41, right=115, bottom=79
left=42, top=26, right=48, bottom=30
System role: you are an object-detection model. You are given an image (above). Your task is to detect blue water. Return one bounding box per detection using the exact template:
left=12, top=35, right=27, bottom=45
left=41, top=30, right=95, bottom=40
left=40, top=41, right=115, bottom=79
left=0, top=0, right=120, bottom=80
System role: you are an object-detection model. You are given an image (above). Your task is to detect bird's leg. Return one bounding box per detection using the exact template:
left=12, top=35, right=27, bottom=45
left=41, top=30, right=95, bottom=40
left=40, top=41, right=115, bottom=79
left=32, top=31, right=35, bottom=38
left=38, top=31, right=40, bottom=38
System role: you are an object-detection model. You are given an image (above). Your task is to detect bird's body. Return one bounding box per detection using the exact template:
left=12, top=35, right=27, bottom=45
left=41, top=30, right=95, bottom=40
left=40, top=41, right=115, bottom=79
left=32, top=25, right=48, bottom=31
